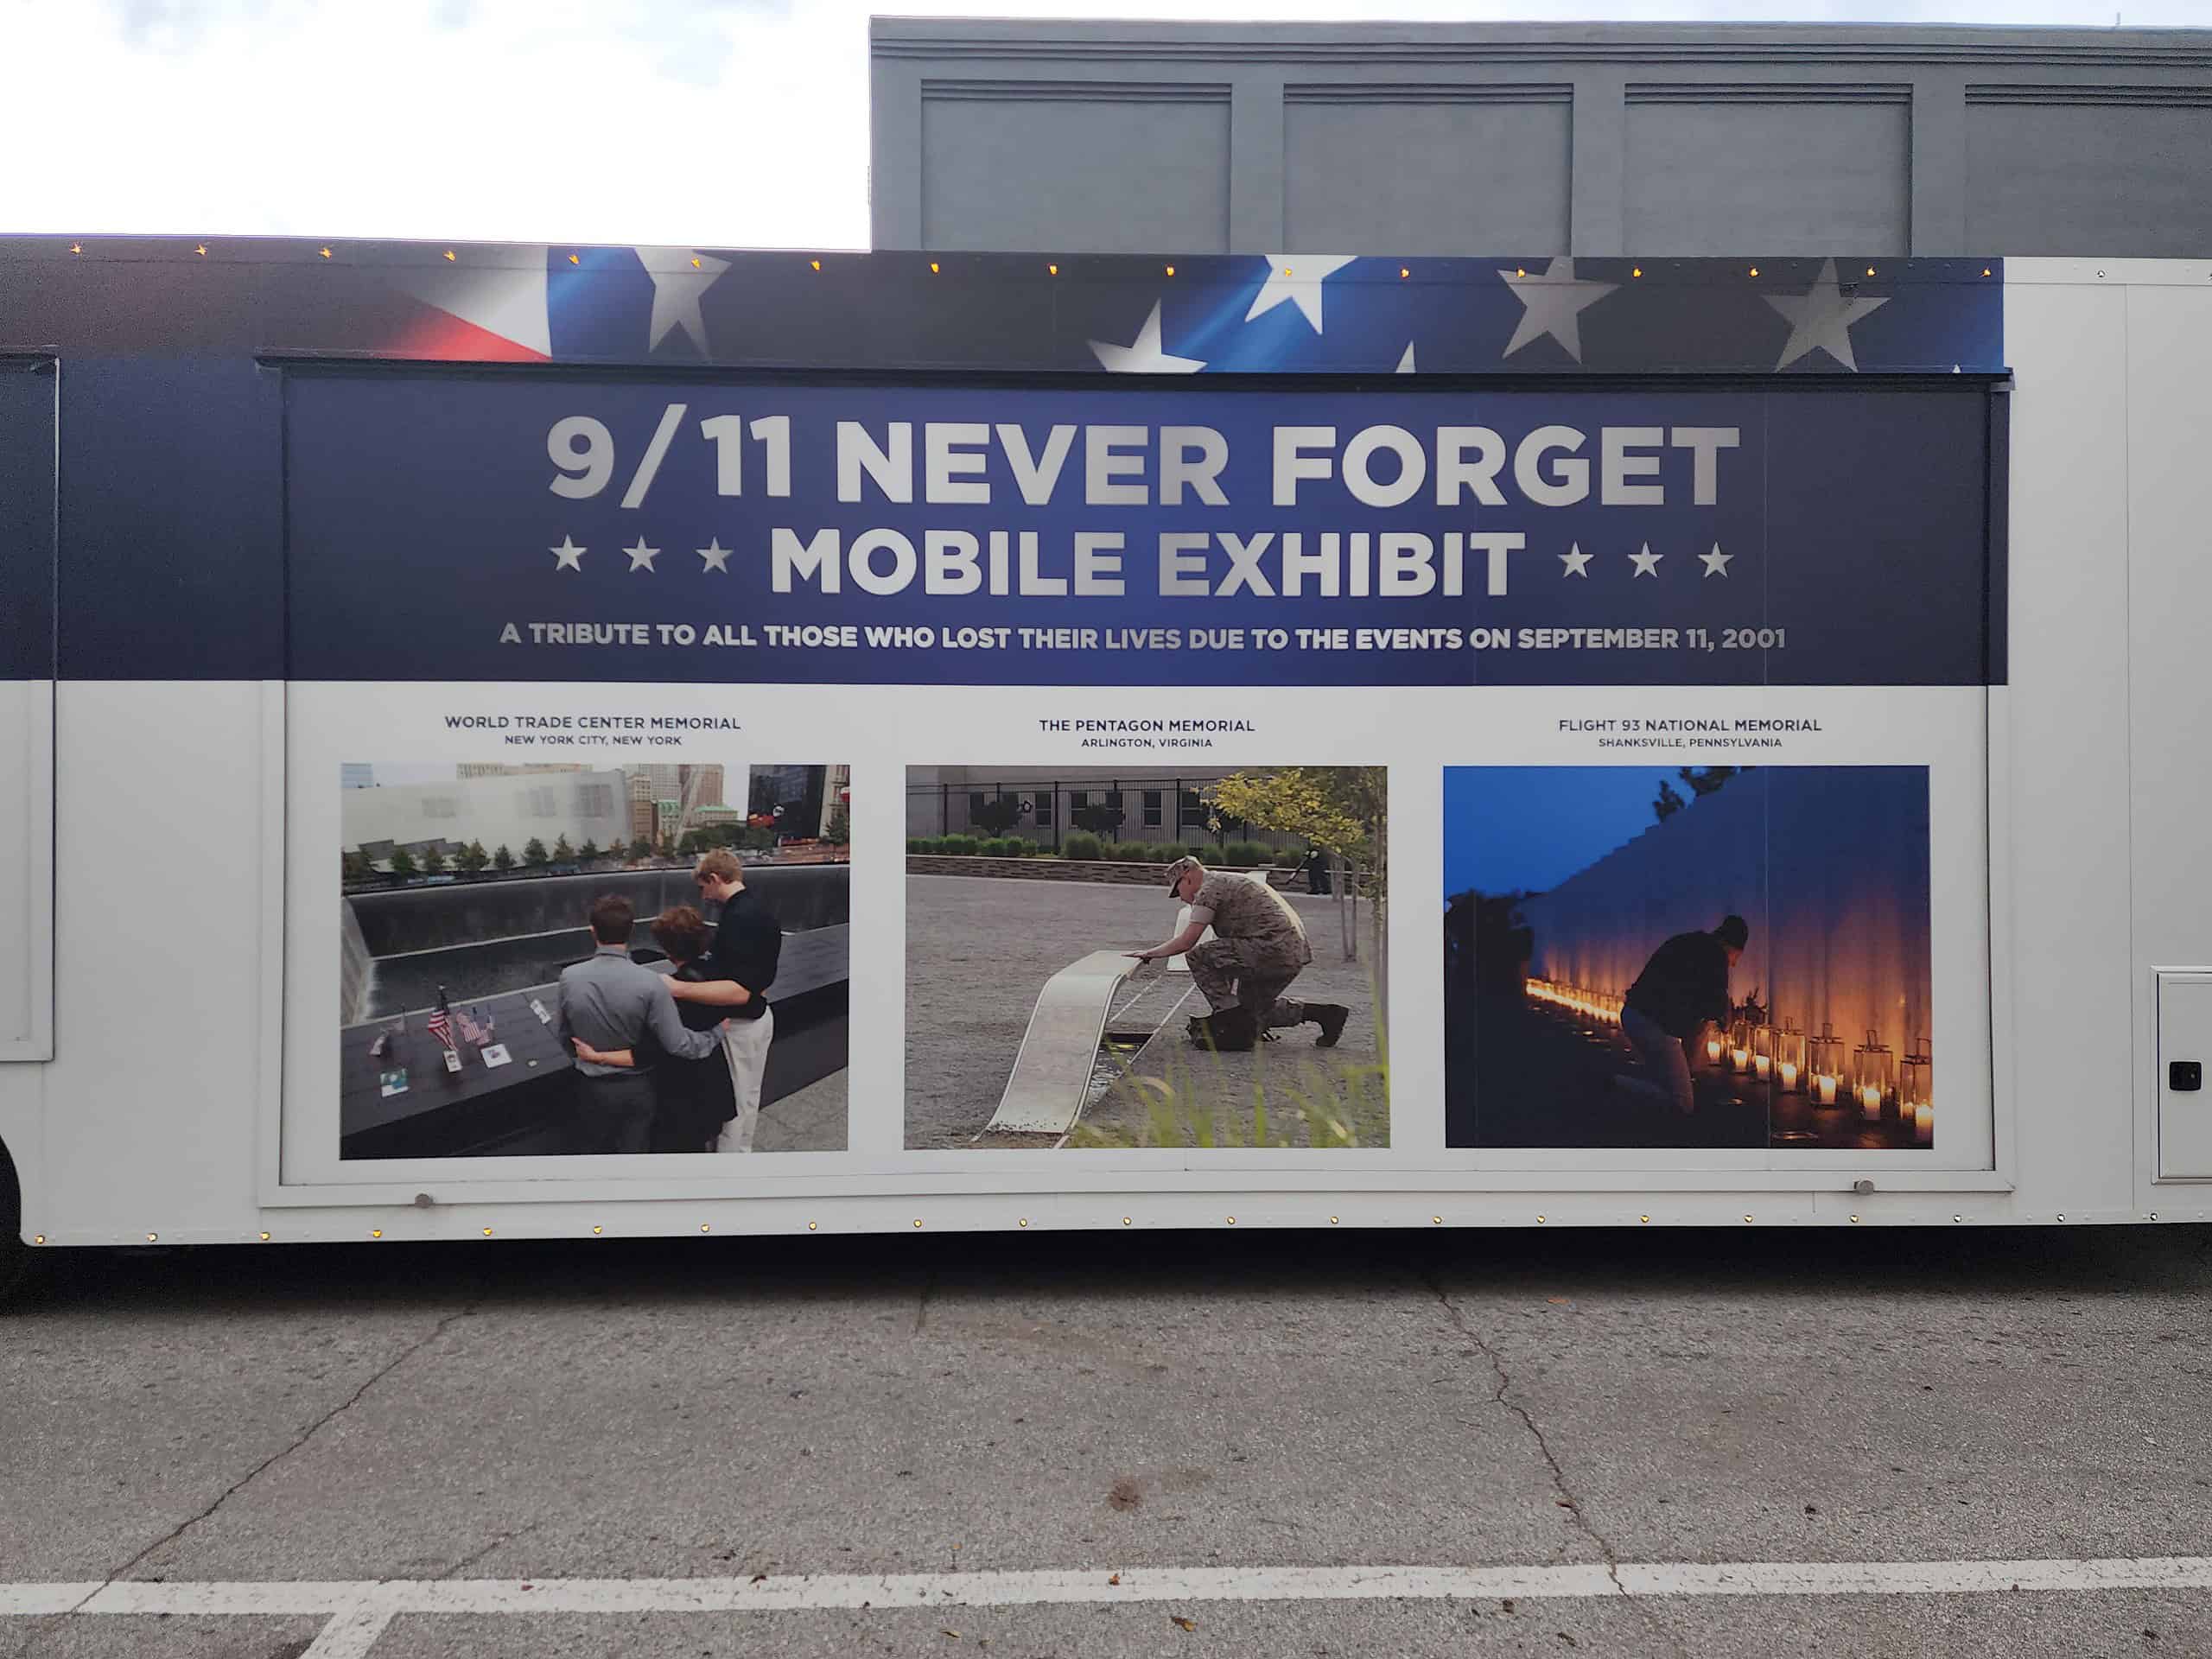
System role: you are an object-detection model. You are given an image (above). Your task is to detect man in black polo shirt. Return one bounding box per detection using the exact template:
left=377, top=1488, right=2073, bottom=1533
left=1610, top=914, right=1748, bottom=1116
left=666, top=849, right=781, bottom=1152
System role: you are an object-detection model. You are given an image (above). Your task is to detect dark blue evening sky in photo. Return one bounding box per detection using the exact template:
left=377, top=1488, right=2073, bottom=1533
left=1444, top=766, right=1685, bottom=899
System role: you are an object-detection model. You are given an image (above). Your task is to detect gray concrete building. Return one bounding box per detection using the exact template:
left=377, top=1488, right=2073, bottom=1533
left=871, top=21, right=2212, bottom=257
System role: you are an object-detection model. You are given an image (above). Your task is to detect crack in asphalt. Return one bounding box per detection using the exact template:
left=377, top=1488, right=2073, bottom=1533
left=1422, top=1269, right=1693, bottom=1659
left=82, top=1303, right=480, bottom=1601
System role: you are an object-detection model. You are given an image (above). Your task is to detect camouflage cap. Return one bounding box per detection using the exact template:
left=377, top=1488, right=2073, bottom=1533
left=1165, top=854, right=1205, bottom=893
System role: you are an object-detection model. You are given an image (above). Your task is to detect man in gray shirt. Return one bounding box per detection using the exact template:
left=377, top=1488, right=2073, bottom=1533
left=556, top=893, right=725, bottom=1154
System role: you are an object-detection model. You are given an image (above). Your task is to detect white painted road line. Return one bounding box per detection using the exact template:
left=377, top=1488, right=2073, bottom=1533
left=7, top=1557, right=2212, bottom=1624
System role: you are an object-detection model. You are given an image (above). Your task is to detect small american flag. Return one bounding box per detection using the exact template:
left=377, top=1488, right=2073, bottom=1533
left=427, top=988, right=454, bottom=1049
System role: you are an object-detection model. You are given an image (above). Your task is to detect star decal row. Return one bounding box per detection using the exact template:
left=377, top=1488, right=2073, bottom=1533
left=1088, top=253, right=1891, bottom=373
left=1560, top=542, right=1734, bottom=578
left=549, top=535, right=732, bottom=572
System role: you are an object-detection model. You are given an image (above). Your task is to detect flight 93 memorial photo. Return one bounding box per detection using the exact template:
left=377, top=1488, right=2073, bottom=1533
left=1444, top=764, right=1935, bottom=1152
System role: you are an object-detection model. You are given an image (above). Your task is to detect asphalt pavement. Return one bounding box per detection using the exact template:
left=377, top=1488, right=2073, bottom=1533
left=5, top=1224, right=2211, bottom=1657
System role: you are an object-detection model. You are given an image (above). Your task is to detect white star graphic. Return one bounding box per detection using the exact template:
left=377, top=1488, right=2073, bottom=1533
left=1395, top=341, right=1416, bottom=373
left=1089, top=301, right=1206, bottom=373
left=1244, top=253, right=1357, bottom=334
left=639, top=247, right=730, bottom=353
left=1698, top=543, right=1733, bottom=578
left=1764, top=257, right=1890, bottom=372
left=1560, top=543, right=1592, bottom=578
left=696, top=537, right=732, bottom=574
left=1628, top=543, right=1663, bottom=578
left=550, top=536, right=585, bottom=571
left=1498, top=257, right=1618, bottom=363
left=624, top=538, right=660, bottom=572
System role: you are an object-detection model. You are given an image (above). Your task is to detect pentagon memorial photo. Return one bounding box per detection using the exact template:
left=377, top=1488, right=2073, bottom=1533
left=1445, top=765, right=1935, bottom=1151
left=906, top=765, right=1389, bottom=1149
left=338, top=760, right=851, bottom=1159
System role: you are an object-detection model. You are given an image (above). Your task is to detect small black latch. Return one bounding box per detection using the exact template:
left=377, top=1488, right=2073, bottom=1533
left=2172, top=1060, right=2203, bottom=1093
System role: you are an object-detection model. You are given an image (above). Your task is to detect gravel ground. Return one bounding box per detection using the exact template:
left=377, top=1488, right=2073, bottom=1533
left=906, top=874, right=1387, bottom=1148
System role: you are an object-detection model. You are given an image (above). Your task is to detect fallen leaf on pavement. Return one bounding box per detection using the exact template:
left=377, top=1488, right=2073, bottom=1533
left=1108, top=1574, right=1121, bottom=1586
left=1171, top=1615, right=1197, bottom=1631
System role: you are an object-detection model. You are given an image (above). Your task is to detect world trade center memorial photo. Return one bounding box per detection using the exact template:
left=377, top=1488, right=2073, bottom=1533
left=336, top=759, right=852, bottom=1160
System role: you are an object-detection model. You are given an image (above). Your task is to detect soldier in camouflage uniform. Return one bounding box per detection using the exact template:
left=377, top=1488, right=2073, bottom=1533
left=1128, top=855, right=1350, bottom=1052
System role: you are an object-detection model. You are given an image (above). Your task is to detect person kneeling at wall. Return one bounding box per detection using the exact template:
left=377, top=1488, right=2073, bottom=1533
left=1128, top=855, right=1349, bottom=1052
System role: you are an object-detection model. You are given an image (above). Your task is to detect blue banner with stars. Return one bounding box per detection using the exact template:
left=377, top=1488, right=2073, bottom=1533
left=284, top=369, right=1999, bottom=688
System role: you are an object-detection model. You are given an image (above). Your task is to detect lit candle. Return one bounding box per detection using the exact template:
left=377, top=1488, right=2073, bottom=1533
left=1778, top=1061, right=1799, bottom=1090
left=1914, top=1103, right=1934, bottom=1146
left=1859, top=1084, right=1882, bottom=1121
left=1706, top=1038, right=1724, bottom=1063
left=1731, top=1046, right=1751, bottom=1071
left=1815, top=1073, right=1837, bottom=1105
left=1753, top=1053, right=1771, bottom=1080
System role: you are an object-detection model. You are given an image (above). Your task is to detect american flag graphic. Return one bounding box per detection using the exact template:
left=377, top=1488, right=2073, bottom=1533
left=427, top=988, right=454, bottom=1050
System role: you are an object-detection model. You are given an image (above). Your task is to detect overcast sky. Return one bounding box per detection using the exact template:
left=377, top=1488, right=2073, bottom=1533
left=3, top=1, right=2202, bottom=250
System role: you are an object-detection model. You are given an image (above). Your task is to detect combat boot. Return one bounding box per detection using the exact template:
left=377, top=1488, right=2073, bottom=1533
left=1309, top=1004, right=1351, bottom=1046
left=1189, top=1007, right=1257, bottom=1052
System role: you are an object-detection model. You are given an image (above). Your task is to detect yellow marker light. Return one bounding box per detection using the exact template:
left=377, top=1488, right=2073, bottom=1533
left=1431, top=1216, right=1442, bottom=1225
left=1165, top=264, right=1175, bottom=276
left=1047, top=264, right=1058, bottom=276
left=1515, top=266, right=1526, bottom=277
left=1018, top=1217, right=1029, bottom=1227
left=258, top=1231, right=270, bottom=1241
left=146, top=1233, right=158, bottom=1243
left=1329, top=1216, right=1339, bottom=1225
left=1631, top=265, right=1643, bottom=277
left=1744, top=1214, right=1754, bottom=1224
left=482, top=1226, right=493, bottom=1236
left=318, top=246, right=332, bottom=258
left=1122, top=1217, right=1132, bottom=1227
left=567, top=252, right=580, bottom=265
left=1639, top=1216, right=1650, bottom=1224
left=1399, top=267, right=1409, bottom=278
left=1281, top=265, right=1292, bottom=276
left=1225, top=1216, right=1236, bottom=1226
left=1536, top=1215, right=1547, bottom=1224
left=1983, top=266, right=1993, bottom=276
left=912, top=1218, right=924, bottom=1229
left=1866, top=265, right=1876, bottom=276
left=69, top=243, right=82, bottom=255
left=690, top=257, right=702, bottom=269
left=1851, top=1215, right=1861, bottom=1224
left=444, top=250, right=457, bottom=262
left=194, top=244, right=207, bottom=257
left=1748, top=266, right=1759, bottom=277
left=929, top=262, right=940, bottom=273
left=371, top=1229, right=383, bottom=1239
left=807, top=1221, right=818, bottom=1231
left=810, top=258, right=821, bottom=270
left=700, top=1223, right=711, bottom=1234
left=592, top=1225, right=603, bottom=1235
